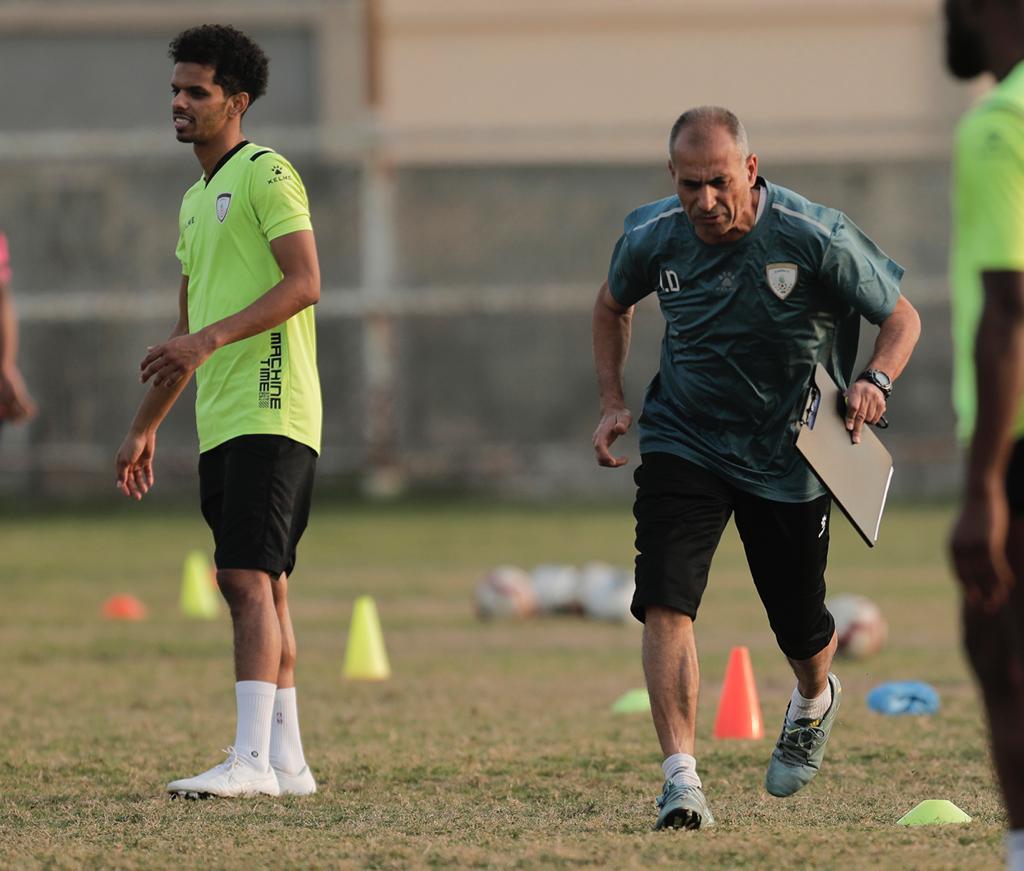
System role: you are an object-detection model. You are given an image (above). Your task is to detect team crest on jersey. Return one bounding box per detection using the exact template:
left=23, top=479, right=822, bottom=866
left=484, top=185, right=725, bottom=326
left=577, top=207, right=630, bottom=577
left=765, top=262, right=798, bottom=299
left=215, top=193, right=232, bottom=223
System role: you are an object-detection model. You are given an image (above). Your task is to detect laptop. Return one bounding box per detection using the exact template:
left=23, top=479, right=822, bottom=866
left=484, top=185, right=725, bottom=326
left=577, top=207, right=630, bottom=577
left=795, top=363, right=894, bottom=547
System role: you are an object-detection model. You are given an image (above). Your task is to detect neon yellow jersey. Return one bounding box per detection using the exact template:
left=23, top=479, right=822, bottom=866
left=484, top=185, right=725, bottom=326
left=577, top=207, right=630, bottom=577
left=951, top=62, right=1024, bottom=442
left=175, top=141, right=321, bottom=454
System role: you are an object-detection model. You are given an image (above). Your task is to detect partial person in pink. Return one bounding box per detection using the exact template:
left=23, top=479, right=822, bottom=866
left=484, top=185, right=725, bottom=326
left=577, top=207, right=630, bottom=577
left=0, top=232, right=36, bottom=424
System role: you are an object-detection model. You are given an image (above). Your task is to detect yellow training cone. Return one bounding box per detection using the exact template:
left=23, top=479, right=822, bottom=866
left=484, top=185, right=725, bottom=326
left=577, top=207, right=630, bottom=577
left=896, top=800, right=972, bottom=826
left=343, top=595, right=391, bottom=680
left=611, top=688, right=650, bottom=714
left=181, top=550, right=220, bottom=619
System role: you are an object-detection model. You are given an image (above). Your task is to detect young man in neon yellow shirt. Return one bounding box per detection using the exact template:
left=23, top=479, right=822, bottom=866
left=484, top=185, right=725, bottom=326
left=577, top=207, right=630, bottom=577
left=115, top=24, right=321, bottom=799
left=945, top=2, right=1024, bottom=868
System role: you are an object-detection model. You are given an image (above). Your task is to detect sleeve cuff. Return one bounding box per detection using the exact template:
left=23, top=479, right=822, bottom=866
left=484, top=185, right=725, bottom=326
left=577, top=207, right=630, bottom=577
left=266, top=216, right=313, bottom=242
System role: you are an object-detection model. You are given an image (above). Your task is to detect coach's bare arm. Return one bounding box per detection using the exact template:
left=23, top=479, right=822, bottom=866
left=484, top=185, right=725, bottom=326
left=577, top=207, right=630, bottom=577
left=592, top=280, right=635, bottom=468
left=139, top=229, right=320, bottom=389
left=843, top=295, right=922, bottom=444
left=115, top=275, right=192, bottom=500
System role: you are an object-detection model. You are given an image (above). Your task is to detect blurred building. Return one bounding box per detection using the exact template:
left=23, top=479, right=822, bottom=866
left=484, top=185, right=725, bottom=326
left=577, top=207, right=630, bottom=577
left=0, top=0, right=978, bottom=499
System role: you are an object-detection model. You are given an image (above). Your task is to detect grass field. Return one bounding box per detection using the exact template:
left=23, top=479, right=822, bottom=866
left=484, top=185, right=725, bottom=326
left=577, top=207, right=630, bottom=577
left=0, top=499, right=1006, bottom=869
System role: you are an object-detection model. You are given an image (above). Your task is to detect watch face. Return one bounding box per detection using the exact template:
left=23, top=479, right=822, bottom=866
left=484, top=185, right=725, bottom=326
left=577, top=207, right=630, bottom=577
left=859, top=369, right=891, bottom=395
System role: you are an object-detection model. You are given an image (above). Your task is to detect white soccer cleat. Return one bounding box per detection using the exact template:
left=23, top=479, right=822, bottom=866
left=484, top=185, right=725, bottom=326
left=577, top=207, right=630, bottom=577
left=166, top=747, right=281, bottom=799
left=273, top=764, right=317, bottom=796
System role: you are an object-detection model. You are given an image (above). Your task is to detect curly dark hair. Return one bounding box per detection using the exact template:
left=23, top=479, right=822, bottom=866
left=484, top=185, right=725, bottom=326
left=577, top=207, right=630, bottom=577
left=169, top=24, right=269, bottom=102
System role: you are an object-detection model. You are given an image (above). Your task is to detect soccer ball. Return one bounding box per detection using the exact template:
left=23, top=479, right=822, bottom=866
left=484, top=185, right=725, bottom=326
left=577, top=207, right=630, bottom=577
left=828, top=593, right=887, bottom=659
left=578, top=561, right=634, bottom=622
left=531, top=564, right=582, bottom=614
left=474, top=565, right=538, bottom=619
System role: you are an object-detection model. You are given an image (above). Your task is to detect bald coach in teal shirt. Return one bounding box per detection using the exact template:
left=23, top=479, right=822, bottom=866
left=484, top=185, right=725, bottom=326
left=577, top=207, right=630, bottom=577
left=591, top=106, right=921, bottom=830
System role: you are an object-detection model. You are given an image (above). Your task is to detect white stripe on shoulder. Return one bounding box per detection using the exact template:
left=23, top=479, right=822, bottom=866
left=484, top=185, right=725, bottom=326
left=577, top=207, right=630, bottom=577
left=771, top=203, right=832, bottom=237
left=630, top=206, right=685, bottom=233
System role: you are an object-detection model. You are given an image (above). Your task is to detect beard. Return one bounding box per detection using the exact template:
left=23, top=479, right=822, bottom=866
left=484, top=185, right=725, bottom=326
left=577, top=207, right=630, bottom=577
left=944, top=0, right=988, bottom=79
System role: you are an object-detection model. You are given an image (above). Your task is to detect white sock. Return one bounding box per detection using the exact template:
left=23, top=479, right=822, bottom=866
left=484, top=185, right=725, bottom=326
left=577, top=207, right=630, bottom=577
left=270, top=686, right=308, bottom=775
left=233, top=680, right=276, bottom=772
left=787, top=683, right=832, bottom=724
left=661, top=753, right=701, bottom=789
left=1008, top=829, right=1024, bottom=871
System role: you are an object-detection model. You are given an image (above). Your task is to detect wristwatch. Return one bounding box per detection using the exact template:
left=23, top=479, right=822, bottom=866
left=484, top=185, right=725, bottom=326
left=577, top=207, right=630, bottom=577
left=856, top=368, right=892, bottom=399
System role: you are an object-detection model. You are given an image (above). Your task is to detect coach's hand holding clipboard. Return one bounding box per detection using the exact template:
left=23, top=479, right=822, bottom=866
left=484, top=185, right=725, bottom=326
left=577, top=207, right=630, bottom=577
left=795, top=364, right=894, bottom=547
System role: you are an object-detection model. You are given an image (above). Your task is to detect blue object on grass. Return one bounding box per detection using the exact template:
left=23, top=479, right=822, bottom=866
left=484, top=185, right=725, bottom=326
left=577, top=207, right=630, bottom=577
left=866, top=681, right=940, bottom=715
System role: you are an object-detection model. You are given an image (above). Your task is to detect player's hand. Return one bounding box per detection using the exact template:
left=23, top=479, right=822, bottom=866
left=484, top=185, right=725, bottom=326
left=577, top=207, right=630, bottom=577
left=593, top=407, right=633, bottom=467
left=0, top=363, right=37, bottom=423
left=140, top=333, right=213, bottom=388
left=950, top=490, right=1015, bottom=612
left=115, top=430, right=156, bottom=501
left=844, top=381, right=886, bottom=445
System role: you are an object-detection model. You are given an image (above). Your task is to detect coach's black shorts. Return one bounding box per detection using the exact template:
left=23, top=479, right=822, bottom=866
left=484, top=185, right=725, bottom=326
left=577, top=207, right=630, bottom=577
left=631, top=452, right=835, bottom=661
left=199, top=434, right=317, bottom=578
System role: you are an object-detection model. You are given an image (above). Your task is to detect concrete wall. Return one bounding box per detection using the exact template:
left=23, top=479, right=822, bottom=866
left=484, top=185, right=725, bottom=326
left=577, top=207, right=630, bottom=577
left=2, top=155, right=958, bottom=500
left=377, top=0, right=976, bottom=164
left=0, top=1, right=976, bottom=500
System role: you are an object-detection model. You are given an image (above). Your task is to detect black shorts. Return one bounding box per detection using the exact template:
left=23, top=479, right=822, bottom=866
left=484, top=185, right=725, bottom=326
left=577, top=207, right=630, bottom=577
left=199, top=434, right=317, bottom=578
left=1007, top=438, right=1024, bottom=513
left=631, top=452, right=834, bottom=661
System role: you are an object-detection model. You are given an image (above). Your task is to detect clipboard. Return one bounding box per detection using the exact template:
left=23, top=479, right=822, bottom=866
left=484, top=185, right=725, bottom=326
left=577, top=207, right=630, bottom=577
left=795, top=363, right=894, bottom=547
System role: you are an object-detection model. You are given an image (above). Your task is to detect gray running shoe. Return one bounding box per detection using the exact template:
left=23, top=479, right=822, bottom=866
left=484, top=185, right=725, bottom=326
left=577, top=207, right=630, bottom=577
left=654, top=781, right=715, bottom=830
left=765, top=673, right=842, bottom=798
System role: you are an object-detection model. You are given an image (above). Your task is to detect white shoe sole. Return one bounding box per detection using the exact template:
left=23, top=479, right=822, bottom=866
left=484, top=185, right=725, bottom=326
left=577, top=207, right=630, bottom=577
left=166, top=771, right=281, bottom=799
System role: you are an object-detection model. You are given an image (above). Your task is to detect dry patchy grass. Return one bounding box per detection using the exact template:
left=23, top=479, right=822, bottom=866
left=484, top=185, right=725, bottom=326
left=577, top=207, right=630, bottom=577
left=0, top=500, right=1005, bottom=869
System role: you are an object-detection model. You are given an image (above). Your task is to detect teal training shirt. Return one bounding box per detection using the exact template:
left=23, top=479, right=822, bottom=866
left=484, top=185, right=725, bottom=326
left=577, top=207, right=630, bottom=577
left=608, top=178, right=903, bottom=502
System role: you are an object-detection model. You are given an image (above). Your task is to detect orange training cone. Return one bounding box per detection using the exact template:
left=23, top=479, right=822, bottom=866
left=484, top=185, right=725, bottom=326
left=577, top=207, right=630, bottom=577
left=102, top=594, right=147, bottom=621
left=713, top=646, right=764, bottom=739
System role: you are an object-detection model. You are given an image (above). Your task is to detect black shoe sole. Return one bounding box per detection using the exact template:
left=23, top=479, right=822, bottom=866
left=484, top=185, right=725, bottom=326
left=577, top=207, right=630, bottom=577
left=656, top=807, right=703, bottom=831
left=169, top=790, right=212, bottom=801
